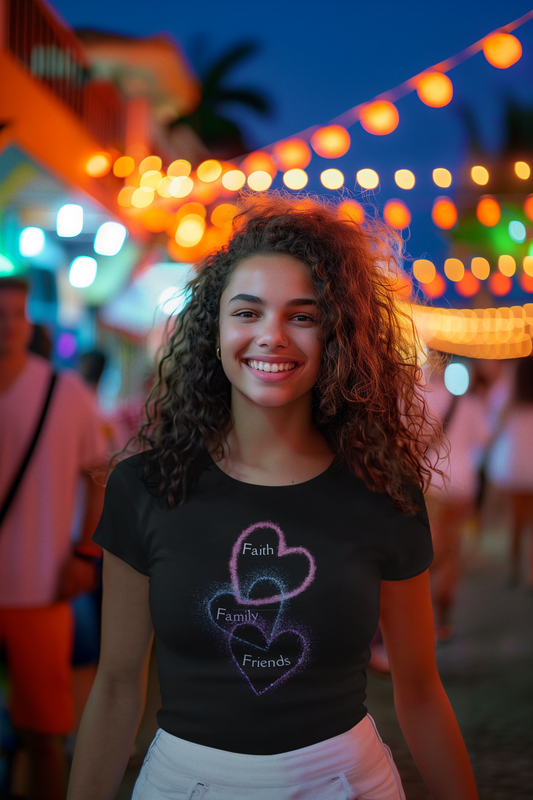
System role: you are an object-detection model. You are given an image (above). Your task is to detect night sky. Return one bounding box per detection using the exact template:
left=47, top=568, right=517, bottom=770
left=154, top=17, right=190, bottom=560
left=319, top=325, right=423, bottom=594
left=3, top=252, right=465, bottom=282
left=52, top=0, right=533, bottom=283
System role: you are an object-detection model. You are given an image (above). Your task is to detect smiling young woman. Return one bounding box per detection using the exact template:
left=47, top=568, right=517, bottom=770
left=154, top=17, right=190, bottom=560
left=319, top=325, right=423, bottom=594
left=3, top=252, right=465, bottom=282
left=67, top=195, right=478, bottom=800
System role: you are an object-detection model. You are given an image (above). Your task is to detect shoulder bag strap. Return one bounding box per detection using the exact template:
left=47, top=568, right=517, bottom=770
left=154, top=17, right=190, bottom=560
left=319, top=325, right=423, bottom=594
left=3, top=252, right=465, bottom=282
left=0, top=371, right=57, bottom=530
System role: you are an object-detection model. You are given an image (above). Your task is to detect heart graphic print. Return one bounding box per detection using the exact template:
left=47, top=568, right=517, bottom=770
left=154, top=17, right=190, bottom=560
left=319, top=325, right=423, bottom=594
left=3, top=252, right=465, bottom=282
left=204, top=520, right=316, bottom=694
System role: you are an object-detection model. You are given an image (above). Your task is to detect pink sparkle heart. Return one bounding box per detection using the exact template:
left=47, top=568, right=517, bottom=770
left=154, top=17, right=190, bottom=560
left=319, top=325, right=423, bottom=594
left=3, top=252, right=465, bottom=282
left=230, top=521, right=315, bottom=605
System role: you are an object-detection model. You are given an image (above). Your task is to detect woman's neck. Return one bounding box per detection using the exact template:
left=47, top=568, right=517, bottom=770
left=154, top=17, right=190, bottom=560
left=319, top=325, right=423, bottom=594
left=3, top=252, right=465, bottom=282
left=218, top=391, right=334, bottom=486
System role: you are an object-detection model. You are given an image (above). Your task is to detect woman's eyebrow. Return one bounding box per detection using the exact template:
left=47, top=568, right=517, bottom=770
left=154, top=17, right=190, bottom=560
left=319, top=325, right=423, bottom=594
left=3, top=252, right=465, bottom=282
left=228, top=293, right=317, bottom=307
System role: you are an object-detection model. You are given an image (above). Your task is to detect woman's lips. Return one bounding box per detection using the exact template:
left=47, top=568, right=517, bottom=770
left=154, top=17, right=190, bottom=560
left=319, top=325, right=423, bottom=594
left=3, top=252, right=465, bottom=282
left=243, top=358, right=301, bottom=382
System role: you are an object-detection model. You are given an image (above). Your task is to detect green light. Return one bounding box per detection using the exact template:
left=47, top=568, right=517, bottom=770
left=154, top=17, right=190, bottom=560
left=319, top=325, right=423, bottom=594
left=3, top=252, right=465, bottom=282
left=509, top=220, right=526, bottom=243
left=0, top=254, right=15, bottom=274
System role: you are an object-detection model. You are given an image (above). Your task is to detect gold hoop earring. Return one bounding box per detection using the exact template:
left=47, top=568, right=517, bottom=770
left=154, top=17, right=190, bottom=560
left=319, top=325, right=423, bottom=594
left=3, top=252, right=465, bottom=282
left=216, top=347, right=221, bottom=360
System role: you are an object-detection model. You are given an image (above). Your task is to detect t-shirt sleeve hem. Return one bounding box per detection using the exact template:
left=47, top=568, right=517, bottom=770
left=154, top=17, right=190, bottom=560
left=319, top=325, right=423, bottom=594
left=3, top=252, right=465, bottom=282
left=380, top=555, right=433, bottom=582
left=93, top=537, right=150, bottom=577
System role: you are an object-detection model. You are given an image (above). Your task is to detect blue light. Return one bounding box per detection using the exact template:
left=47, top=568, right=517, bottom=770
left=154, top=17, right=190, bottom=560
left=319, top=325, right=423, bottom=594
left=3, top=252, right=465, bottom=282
left=444, top=363, right=469, bottom=396
left=508, top=220, right=526, bottom=244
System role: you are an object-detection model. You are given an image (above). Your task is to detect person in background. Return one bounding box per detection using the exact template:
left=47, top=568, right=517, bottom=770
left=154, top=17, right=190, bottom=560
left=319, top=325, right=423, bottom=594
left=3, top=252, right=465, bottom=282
left=487, top=355, right=533, bottom=588
left=0, top=277, right=107, bottom=800
left=424, top=352, right=491, bottom=642
left=78, top=349, right=128, bottom=454
left=69, top=195, right=478, bottom=800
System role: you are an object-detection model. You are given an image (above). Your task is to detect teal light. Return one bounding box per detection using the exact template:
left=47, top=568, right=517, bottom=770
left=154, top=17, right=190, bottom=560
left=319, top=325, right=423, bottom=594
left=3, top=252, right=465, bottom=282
left=0, top=254, right=15, bottom=274
left=509, top=220, right=526, bottom=243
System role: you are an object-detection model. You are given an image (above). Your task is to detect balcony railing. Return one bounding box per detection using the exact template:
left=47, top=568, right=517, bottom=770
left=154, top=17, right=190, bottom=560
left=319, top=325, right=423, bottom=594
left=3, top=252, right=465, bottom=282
left=3, top=0, right=125, bottom=151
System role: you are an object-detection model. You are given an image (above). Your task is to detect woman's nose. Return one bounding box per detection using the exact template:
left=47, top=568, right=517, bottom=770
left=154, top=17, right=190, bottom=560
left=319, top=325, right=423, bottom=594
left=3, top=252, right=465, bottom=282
left=255, top=316, right=287, bottom=348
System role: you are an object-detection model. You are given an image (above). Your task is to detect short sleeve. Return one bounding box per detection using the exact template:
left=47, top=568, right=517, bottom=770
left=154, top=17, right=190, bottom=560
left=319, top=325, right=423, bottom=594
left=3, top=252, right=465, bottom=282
left=380, top=488, right=433, bottom=581
left=93, top=460, right=149, bottom=575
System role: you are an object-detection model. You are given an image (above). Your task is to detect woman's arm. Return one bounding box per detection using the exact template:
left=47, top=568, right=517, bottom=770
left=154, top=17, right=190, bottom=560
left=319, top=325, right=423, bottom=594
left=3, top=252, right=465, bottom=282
left=67, top=550, right=154, bottom=800
left=380, top=570, right=479, bottom=800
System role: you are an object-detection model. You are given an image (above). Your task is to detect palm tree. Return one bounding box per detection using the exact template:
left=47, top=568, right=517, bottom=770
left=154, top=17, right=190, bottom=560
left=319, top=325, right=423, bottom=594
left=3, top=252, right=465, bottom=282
left=170, top=39, right=273, bottom=159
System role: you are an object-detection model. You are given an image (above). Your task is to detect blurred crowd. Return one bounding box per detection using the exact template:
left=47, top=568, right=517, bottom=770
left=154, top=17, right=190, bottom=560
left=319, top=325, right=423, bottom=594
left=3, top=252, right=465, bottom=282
left=1, top=276, right=532, bottom=798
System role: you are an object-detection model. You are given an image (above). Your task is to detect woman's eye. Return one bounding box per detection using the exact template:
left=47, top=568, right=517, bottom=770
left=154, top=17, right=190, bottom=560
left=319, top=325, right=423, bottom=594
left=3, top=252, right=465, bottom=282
left=292, top=314, right=315, bottom=323
left=233, top=310, right=257, bottom=318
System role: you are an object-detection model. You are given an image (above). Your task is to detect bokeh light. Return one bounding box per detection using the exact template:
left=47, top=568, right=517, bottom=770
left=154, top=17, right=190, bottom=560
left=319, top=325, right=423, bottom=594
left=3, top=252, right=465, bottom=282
left=139, top=156, right=162, bottom=174
left=359, top=101, right=399, bottom=135
left=421, top=272, right=446, bottom=298
left=416, top=72, right=453, bottom=107
left=94, top=222, right=127, bottom=256
left=69, top=256, right=97, bottom=288
left=444, top=258, right=464, bottom=282
left=167, top=160, right=191, bottom=178
left=383, top=200, right=411, bottom=229
left=519, top=273, right=533, bottom=293
left=524, top=195, right=533, bottom=222
left=118, top=186, right=135, bottom=207
left=444, top=363, right=469, bottom=396
left=455, top=270, right=480, bottom=298
left=283, top=169, right=308, bottom=190
left=159, top=286, right=191, bottom=316
left=515, top=161, right=530, bottom=179
left=56, top=332, right=77, bottom=360
left=169, top=176, right=194, bottom=198
left=113, top=156, right=135, bottom=178
left=509, top=220, right=526, bottom=243
left=211, top=204, right=237, bottom=228
left=175, top=215, right=206, bottom=247
left=197, top=160, right=222, bottom=182
left=0, top=254, right=15, bottom=274
left=19, top=227, right=45, bottom=257
left=320, top=169, right=344, bottom=190
left=86, top=152, right=111, bottom=177
left=242, top=152, right=277, bottom=178
left=356, top=169, right=379, bottom=190
left=141, top=209, right=173, bottom=233
left=432, top=197, right=457, bottom=229
left=412, top=259, right=436, bottom=284
left=483, top=32, right=522, bottom=69
left=57, top=204, right=83, bottom=237
left=222, top=170, right=246, bottom=191
left=394, top=169, right=415, bottom=190
left=471, top=166, right=489, bottom=185
left=432, top=168, right=452, bottom=188
left=337, top=200, right=365, bottom=224
left=498, top=255, right=516, bottom=277
left=140, top=170, right=162, bottom=191
left=476, top=196, right=500, bottom=226
left=131, top=188, right=154, bottom=208
left=471, top=257, right=490, bottom=280
left=488, top=272, right=512, bottom=295
left=157, top=176, right=174, bottom=198
left=247, top=171, right=273, bottom=191
left=273, top=139, right=311, bottom=171
left=310, top=125, right=350, bottom=158
left=523, top=256, right=533, bottom=277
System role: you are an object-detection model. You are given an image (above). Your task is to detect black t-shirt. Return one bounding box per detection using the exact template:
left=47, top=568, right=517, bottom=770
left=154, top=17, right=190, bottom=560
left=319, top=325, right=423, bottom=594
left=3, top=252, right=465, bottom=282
left=93, top=454, right=432, bottom=755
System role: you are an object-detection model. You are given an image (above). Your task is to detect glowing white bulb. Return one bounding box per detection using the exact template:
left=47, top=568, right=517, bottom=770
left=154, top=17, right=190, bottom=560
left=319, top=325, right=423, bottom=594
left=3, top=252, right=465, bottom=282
left=69, top=256, right=97, bottom=288
left=94, top=222, right=127, bottom=256
left=19, top=227, right=45, bottom=257
left=158, top=286, right=190, bottom=315
left=57, top=204, right=83, bottom=237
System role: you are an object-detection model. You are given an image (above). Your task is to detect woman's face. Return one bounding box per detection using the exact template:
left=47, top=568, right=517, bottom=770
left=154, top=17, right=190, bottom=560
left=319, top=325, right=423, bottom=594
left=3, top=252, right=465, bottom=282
left=218, top=253, right=322, bottom=410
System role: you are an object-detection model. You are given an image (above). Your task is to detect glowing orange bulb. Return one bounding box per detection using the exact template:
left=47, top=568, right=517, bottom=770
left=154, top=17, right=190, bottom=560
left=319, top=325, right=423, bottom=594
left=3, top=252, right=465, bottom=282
left=519, top=273, right=533, bottom=293
left=242, top=151, right=277, bottom=178
left=483, top=33, right=522, bottom=69
left=456, top=270, right=480, bottom=298
left=444, top=258, right=464, bottom=282
left=359, top=101, right=399, bottom=135
left=471, top=166, right=489, bottom=185
left=488, top=272, right=512, bottom=296
left=416, top=72, right=453, bottom=107
left=523, top=256, right=533, bottom=277
left=383, top=200, right=411, bottom=229
left=113, top=156, right=135, bottom=178
left=421, top=272, right=446, bottom=299
left=476, top=196, right=500, bottom=226
left=283, top=169, right=308, bottom=190
left=515, top=161, right=530, bottom=180
left=117, top=186, right=135, bottom=207
left=167, top=160, right=191, bottom=178
left=142, top=209, right=173, bottom=233
left=222, top=170, right=246, bottom=191
left=320, top=169, right=344, bottom=190
left=432, top=197, right=457, bottom=229
left=498, top=255, right=516, bottom=277
left=86, top=152, right=111, bottom=177
left=433, top=168, right=452, bottom=188
left=413, top=259, right=436, bottom=284
left=139, top=156, right=162, bottom=174
left=471, top=257, right=490, bottom=280
left=197, top=160, right=222, bottom=182
left=247, top=171, right=272, bottom=191
left=211, top=204, right=237, bottom=228
left=273, top=138, right=312, bottom=170
left=337, top=201, right=365, bottom=225
left=310, top=125, right=350, bottom=158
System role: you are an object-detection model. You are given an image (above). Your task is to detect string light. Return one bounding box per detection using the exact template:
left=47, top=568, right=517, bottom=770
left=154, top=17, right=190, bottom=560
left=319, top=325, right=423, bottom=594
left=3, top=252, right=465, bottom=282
left=483, top=32, right=522, bottom=69
left=113, top=156, right=135, bottom=178
left=356, top=169, right=379, bottom=190
left=320, top=169, right=344, bottom=190
left=498, top=255, right=516, bottom=277
left=412, top=259, right=436, bottom=284
left=359, top=101, right=399, bottom=135
left=222, top=170, right=246, bottom=191
left=394, top=170, right=415, bottom=189
left=283, top=169, right=308, bottom=190
left=432, top=197, right=457, bottom=229
left=337, top=201, right=365, bottom=224
left=416, top=72, right=453, bottom=107
left=139, top=156, right=162, bottom=175
left=273, top=139, right=312, bottom=170
left=477, top=196, right=500, bottom=226
left=383, top=200, right=411, bottom=229
left=471, top=166, right=489, bottom=185
left=197, top=160, right=222, bottom=182
left=167, top=160, right=191, bottom=178
left=310, top=126, right=350, bottom=158
left=471, top=257, right=490, bottom=280
left=515, top=161, right=531, bottom=179
left=247, top=171, right=272, bottom=191
left=432, top=168, right=452, bottom=188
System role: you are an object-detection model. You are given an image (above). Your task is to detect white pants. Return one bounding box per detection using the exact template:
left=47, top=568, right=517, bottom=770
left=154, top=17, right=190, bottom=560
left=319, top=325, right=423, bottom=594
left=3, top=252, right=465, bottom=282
left=131, top=714, right=406, bottom=800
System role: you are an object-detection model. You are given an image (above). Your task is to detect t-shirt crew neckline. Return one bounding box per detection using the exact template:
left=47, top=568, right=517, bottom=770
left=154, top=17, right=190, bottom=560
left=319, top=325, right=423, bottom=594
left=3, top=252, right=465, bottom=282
left=209, top=454, right=339, bottom=492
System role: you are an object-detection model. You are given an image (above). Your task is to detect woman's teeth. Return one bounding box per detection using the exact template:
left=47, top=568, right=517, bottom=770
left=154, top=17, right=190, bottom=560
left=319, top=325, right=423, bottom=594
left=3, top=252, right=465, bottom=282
left=247, top=360, right=296, bottom=373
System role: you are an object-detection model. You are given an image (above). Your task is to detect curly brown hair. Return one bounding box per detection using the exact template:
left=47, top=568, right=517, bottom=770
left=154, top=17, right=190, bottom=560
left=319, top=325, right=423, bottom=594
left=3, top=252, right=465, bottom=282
left=131, top=193, right=442, bottom=513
